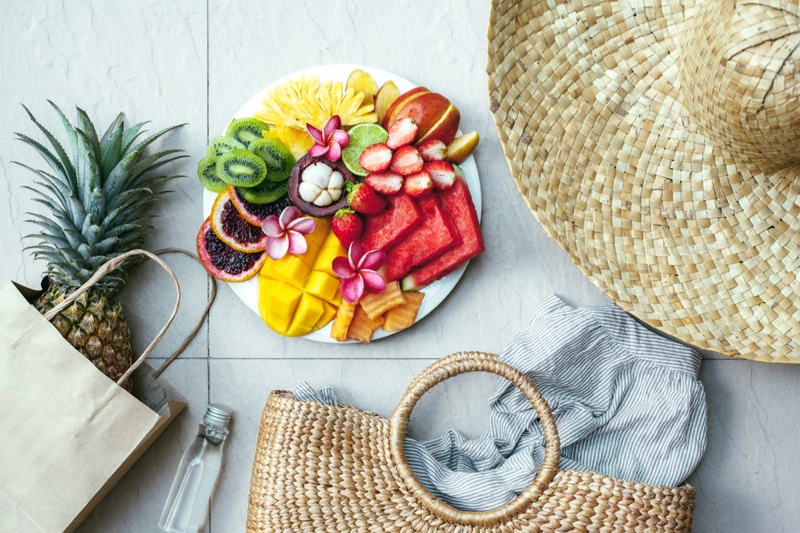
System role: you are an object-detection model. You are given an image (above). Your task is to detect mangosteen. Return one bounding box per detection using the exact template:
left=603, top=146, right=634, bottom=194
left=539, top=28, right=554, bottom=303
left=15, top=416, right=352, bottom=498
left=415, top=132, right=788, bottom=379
left=287, top=155, right=355, bottom=217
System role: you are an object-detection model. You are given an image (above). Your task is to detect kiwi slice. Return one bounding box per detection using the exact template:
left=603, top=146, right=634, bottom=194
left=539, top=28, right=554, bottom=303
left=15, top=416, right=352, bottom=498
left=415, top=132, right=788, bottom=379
left=237, top=180, right=288, bottom=205
left=248, top=138, right=296, bottom=183
left=207, top=135, right=246, bottom=158
left=197, top=156, right=227, bottom=192
left=215, top=149, right=267, bottom=187
left=225, top=118, right=270, bottom=148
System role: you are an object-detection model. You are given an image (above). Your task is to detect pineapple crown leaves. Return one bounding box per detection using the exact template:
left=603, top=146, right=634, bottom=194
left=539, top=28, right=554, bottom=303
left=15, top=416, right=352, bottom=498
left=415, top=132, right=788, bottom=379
left=14, top=102, right=188, bottom=291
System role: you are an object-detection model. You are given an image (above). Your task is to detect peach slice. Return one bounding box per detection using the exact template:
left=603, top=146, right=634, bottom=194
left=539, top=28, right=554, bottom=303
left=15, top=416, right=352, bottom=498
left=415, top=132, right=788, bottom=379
left=393, top=93, right=451, bottom=140
left=444, top=130, right=479, bottom=164
left=375, top=80, right=401, bottom=125
left=382, top=87, right=430, bottom=129
left=415, top=103, right=461, bottom=146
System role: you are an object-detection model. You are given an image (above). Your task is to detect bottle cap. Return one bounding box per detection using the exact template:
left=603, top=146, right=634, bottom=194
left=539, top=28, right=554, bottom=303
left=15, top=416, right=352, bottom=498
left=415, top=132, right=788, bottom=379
left=203, top=404, right=232, bottom=429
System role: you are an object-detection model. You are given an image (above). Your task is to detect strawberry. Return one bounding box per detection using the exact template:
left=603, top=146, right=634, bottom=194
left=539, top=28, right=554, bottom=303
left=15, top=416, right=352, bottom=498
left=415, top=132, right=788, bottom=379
left=403, top=171, right=433, bottom=198
left=359, top=143, right=393, bottom=173
left=386, top=117, right=418, bottom=149
left=366, top=171, right=404, bottom=195
left=332, top=208, right=363, bottom=248
left=417, top=139, right=446, bottom=161
left=390, top=145, right=424, bottom=176
left=346, top=181, right=388, bottom=215
left=423, top=161, right=456, bottom=190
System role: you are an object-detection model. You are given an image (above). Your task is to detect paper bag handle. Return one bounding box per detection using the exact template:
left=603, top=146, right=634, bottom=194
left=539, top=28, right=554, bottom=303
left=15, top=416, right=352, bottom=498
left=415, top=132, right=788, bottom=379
left=389, top=351, right=561, bottom=528
left=150, top=248, right=216, bottom=379
left=43, top=248, right=215, bottom=386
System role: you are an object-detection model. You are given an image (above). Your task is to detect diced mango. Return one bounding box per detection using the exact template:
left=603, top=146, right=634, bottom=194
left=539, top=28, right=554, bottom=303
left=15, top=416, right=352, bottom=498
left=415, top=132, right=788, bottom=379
left=273, top=256, right=312, bottom=289
left=258, top=216, right=347, bottom=337
left=305, top=271, right=342, bottom=306
left=286, top=293, right=325, bottom=336
left=267, top=282, right=303, bottom=318
left=314, top=232, right=347, bottom=277
left=315, top=301, right=338, bottom=330
left=267, top=311, right=292, bottom=335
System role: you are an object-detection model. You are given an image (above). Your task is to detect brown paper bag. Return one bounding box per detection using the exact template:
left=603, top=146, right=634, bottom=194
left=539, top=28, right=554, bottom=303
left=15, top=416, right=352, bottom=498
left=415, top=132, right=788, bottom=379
left=0, top=249, right=215, bottom=533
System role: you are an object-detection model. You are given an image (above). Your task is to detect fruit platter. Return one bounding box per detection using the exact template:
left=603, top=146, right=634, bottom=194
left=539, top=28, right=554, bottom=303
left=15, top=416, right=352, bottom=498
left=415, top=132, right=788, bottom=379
left=196, top=64, right=484, bottom=343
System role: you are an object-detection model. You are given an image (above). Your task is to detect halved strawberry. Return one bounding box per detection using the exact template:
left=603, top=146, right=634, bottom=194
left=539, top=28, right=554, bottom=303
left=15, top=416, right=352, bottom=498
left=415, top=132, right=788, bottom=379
left=366, top=171, right=404, bottom=195
left=404, top=171, right=433, bottom=198
left=359, top=143, right=393, bottom=173
left=386, top=117, right=418, bottom=150
left=390, top=145, right=424, bottom=176
left=423, top=161, right=455, bottom=190
left=417, top=139, right=446, bottom=161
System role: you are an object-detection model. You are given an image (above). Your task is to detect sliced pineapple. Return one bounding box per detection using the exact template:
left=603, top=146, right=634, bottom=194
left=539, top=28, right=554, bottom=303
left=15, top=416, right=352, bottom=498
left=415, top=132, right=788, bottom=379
left=255, top=75, right=377, bottom=132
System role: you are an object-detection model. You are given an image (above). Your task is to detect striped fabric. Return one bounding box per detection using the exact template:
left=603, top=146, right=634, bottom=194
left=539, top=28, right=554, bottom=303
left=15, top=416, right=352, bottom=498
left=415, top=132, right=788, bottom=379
left=294, top=295, right=707, bottom=512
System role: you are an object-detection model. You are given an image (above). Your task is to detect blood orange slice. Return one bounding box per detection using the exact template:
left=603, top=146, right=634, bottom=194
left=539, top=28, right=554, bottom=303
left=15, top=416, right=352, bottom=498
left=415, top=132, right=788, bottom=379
left=209, top=189, right=267, bottom=253
left=228, top=185, right=291, bottom=226
left=196, top=218, right=266, bottom=282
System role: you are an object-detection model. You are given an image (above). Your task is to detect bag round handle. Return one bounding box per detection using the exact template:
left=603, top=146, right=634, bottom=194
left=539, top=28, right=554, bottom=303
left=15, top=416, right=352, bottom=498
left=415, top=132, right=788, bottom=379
left=389, top=351, right=560, bottom=528
left=43, top=249, right=181, bottom=388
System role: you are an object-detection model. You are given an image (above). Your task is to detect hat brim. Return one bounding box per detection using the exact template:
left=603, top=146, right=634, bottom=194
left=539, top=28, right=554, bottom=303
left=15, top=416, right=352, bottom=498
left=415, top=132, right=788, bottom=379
left=487, top=0, right=800, bottom=362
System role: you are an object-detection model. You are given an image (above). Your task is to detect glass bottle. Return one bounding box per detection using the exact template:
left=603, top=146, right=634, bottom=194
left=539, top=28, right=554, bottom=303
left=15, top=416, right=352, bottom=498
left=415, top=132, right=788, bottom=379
left=158, top=404, right=232, bottom=533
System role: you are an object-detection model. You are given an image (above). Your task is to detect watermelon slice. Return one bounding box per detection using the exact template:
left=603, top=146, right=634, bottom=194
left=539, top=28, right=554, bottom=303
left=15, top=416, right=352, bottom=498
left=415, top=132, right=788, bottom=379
left=361, top=192, right=422, bottom=251
left=401, top=175, right=484, bottom=290
left=383, top=195, right=460, bottom=281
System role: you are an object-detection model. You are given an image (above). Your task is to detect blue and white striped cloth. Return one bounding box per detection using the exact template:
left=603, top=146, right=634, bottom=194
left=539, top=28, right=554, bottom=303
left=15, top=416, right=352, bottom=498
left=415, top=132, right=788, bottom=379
left=294, top=295, right=707, bottom=512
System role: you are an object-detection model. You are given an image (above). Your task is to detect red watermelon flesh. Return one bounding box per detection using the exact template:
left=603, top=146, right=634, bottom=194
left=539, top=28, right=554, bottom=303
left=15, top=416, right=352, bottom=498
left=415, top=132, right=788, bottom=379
left=362, top=192, right=422, bottom=251
left=383, top=195, right=460, bottom=281
left=401, top=176, right=484, bottom=290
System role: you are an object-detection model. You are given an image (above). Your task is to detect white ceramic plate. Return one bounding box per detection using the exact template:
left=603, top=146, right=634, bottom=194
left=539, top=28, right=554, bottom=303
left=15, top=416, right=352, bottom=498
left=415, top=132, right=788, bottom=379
left=203, top=64, right=482, bottom=342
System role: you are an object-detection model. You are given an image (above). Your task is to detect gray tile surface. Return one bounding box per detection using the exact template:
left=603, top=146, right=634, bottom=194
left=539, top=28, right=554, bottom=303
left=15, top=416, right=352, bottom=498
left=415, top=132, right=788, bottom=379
left=1, top=1, right=798, bottom=532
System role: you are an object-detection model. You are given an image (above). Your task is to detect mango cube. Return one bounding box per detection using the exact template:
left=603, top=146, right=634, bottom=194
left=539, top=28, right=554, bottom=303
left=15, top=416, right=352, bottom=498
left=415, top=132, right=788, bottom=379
left=258, top=217, right=347, bottom=337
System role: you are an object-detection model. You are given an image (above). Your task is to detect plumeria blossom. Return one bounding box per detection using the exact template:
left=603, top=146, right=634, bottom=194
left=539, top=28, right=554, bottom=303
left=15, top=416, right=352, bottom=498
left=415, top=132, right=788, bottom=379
left=307, top=115, right=350, bottom=162
left=332, top=241, right=386, bottom=303
left=261, top=206, right=317, bottom=260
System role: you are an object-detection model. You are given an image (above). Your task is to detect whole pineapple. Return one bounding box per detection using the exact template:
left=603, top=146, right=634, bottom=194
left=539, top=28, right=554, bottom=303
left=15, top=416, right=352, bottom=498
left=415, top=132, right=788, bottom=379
left=16, top=102, right=185, bottom=389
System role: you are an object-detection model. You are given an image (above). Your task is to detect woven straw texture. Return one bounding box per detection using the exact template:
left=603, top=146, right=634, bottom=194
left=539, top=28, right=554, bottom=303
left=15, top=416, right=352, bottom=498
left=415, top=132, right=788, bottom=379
left=247, top=352, right=695, bottom=532
left=486, top=0, right=800, bottom=362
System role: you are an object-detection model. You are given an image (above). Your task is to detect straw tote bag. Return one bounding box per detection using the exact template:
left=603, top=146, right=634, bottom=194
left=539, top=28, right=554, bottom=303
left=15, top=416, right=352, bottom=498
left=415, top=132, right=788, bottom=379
left=247, top=352, right=695, bottom=532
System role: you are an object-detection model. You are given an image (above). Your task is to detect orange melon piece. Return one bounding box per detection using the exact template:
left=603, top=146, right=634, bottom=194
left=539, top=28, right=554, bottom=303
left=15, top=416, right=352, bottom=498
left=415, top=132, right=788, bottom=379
left=346, top=305, right=385, bottom=343
left=359, top=281, right=405, bottom=320
left=383, top=291, right=425, bottom=332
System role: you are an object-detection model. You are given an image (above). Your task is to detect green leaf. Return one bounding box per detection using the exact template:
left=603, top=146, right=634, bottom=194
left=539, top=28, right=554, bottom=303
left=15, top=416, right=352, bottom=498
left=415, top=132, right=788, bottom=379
left=129, top=123, right=186, bottom=154
left=86, top=186, right=106, bottom=220
left=76, top=107, right=102, bottom=174
left=75, top=128, right=101, bottom=206
left=100, top=118, right=124, bottom=179
left=121, top=121, right=148, bottom=153
left=22, top=184, right=67, bottom=215
left=125, top=152, right=188, bottom=189
left=100, top=112, right=123, bottom=147
left=14, top=134, right=73, bottom=187
left=104, top=148, right=139, bottom=197
left=104, top=187, right=152, bottom=216
left=21, top=104, right=76, bottom=185
left=47, top=101, right=80, bottom=192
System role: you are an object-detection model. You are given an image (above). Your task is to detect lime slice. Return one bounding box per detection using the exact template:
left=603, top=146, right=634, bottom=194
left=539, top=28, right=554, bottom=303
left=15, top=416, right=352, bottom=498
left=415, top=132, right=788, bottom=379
left=342, top=123, right=388, bottom=176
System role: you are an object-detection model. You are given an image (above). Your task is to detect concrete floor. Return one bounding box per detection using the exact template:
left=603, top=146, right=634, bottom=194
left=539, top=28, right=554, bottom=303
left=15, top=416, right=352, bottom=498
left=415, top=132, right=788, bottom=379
left=1, top=2, right=799, bottom=532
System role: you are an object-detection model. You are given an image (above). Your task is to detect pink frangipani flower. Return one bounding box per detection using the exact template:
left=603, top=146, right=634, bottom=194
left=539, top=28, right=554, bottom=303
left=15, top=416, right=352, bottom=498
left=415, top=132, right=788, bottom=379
left=307, top=115, right=350, bottom=162
left=261, top=206, right=317, bottom=260
left=332, top=241, right=386, bottom=303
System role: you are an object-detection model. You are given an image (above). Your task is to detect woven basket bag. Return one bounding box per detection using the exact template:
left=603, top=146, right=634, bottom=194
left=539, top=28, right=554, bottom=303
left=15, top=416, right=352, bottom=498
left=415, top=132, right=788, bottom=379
left=247, top=352, right=695, bottom=532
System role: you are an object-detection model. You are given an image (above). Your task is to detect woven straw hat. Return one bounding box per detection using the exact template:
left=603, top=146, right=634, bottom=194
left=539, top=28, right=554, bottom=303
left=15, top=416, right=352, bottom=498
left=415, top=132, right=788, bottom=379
left=487, top=0, right=800, bottom=362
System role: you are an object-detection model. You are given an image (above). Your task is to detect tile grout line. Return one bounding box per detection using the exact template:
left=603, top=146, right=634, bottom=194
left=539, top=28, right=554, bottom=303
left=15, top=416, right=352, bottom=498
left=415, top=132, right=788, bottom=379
left=206, top=1, right=212, bottom=532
